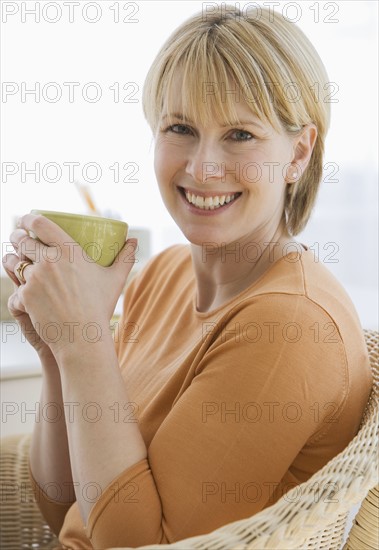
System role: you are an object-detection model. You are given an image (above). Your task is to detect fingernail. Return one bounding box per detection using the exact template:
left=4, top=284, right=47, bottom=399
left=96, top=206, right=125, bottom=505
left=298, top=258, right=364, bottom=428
left=129, top=239, right=138, bottom=251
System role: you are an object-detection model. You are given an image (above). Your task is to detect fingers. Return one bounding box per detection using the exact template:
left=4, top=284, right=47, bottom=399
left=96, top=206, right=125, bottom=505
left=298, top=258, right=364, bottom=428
left=8, top=288, right=27, bottom=315
left=122, top=238, right=138, bottom=261
left=17, top=213, right=76, bottom=248
left=2, top=253, right=33, bottom=285
left=14, top=260, right=33, bottom=285
left=107, top=239, right=138, bottom=296
left=13, top=214, right=80, bottom=263
left=2, top=253, right=23, bottom=286
left=9, top=228, right=46, bottom=263
left=111, top=238, right=138, bottom=273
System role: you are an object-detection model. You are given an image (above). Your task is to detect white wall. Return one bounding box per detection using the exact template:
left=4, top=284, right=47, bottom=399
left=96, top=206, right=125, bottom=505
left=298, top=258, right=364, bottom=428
left=1, top=0, right=378, bottom=328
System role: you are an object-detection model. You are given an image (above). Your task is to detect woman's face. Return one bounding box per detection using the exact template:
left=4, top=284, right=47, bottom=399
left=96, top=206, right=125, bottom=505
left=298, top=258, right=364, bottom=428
left=154, top=78, right=299, bottom=247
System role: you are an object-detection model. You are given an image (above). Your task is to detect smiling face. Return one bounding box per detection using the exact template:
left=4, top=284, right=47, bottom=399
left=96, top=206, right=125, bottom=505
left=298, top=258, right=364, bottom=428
left=144, top=6, right=329, bottom=236
left=154, top=76, right=299, bottom=247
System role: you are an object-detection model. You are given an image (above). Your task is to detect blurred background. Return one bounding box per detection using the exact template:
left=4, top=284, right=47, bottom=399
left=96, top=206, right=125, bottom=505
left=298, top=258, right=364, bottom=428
left=1, top=0, right=378, bottom=328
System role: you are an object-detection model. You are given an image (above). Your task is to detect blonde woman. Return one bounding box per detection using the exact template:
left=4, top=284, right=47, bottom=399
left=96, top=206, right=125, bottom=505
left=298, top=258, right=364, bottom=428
left=3, top=5, right=372, bottom=548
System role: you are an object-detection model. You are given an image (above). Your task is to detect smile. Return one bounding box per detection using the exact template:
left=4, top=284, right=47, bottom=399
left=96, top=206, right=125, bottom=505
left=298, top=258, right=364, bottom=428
left=180, top=188, right=242, bottom=211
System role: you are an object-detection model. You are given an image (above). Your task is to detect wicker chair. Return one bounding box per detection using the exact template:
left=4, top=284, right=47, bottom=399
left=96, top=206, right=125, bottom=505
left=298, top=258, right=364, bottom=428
left=1, top=329, right=378, bottom=550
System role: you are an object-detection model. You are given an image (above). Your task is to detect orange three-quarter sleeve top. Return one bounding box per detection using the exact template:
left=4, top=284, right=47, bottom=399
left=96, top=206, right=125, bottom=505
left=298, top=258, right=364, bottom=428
left=31, top=244, right=373, bottom=549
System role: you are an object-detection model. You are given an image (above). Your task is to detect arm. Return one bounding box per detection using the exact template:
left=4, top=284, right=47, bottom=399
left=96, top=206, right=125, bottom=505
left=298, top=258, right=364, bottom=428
left=29, top=352, right=75, bottom=535
left=1, top=255, right=75, bottom=535
left=54, top=333, right=147, bottom=524
left=7, top=215, right=146, bottom=531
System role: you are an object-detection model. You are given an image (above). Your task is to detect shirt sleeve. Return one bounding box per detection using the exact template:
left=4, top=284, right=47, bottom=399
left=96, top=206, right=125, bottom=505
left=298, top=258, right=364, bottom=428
left=84, top=294, right=353, bottom=548
left=28, top=463, right=74, bottom=537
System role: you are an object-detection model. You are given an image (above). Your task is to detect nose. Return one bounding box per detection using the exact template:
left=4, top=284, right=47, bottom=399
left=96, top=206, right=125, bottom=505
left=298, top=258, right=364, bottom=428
left=185, top=140, right=225, bottom=184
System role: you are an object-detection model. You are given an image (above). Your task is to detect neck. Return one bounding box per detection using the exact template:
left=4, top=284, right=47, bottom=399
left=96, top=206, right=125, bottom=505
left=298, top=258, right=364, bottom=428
left=191, top=221, right=295, bottom=312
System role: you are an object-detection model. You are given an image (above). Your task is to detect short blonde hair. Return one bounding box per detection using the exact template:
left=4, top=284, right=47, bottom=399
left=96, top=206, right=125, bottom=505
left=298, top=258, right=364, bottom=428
left=142, top=5, right=331, bottom=235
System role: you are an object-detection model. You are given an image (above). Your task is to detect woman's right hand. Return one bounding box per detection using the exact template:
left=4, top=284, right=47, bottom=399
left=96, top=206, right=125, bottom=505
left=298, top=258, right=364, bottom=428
left=2, top=252, right=56, bottom=361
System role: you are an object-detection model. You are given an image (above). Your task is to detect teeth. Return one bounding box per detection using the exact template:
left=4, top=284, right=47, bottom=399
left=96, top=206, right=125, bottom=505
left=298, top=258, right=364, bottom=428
left=183, top=190, right=238, bottom=210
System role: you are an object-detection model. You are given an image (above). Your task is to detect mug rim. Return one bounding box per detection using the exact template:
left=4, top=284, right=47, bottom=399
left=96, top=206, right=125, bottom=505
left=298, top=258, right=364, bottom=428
left=30, top=209, right=128, bottom=228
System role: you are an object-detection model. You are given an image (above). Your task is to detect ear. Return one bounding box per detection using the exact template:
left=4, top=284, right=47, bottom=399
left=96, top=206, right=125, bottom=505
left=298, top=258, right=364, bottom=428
left=287, top=123, right=318, bottom=181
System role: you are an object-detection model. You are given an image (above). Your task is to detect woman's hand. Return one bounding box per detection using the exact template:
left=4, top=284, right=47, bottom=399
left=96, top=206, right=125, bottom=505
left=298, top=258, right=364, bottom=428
left=3, top=215, right=146, bottom=528
left=5, top=213, right=137, bottom=361
left=2, top=249, right=56, bottom=360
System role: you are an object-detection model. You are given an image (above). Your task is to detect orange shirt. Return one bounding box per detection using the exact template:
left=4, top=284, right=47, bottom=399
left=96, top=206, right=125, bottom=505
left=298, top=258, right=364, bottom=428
left=32, top=244, right=373, bottom=549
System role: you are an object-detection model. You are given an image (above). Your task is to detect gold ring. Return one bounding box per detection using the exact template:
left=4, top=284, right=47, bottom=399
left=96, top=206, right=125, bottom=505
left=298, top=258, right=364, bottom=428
left=15, top=260, right=32, bottom=284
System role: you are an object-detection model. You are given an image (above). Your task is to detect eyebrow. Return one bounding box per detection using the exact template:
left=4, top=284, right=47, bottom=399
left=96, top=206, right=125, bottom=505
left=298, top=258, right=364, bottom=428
left=222, top=120, right=265, bottom=130
left=162, top=113, right=265, bottom=130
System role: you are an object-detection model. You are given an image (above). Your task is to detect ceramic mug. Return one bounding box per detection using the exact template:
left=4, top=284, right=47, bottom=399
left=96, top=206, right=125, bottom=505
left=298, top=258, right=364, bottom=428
left=30, top=210, right=129, bottom=267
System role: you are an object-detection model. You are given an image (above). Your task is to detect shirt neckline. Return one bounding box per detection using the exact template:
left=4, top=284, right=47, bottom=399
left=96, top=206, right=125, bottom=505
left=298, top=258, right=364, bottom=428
left=192, top=243, right=309, bottom=318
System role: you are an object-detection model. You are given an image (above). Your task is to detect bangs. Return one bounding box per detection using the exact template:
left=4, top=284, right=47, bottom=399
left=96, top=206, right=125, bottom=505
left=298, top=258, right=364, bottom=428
left=153, top=31, right=283, bottom=133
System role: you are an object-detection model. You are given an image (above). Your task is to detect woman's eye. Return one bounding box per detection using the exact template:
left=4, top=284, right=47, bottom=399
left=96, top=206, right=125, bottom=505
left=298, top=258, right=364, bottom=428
left=230, top=130, right=254, bottom=141
left=167, top=124, right=192, bottom=135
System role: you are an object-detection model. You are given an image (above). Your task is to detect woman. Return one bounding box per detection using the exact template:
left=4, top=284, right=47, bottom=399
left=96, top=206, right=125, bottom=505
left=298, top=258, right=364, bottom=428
left=2, top=5, right=372, bottom=549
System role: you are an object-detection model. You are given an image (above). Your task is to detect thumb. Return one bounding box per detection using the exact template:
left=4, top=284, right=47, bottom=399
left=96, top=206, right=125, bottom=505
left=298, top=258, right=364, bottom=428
left=111, top=238, right=138, bottom=278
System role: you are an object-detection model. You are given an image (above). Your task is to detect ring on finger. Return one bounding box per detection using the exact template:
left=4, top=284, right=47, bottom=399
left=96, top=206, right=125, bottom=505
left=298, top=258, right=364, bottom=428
left=15, top=260, right=33, bottom=284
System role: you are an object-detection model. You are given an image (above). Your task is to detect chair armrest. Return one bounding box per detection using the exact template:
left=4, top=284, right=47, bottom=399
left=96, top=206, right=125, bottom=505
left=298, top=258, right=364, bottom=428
left=0, top=433, right=59, bottom=549
left=343, top=485, right=379, bottom=549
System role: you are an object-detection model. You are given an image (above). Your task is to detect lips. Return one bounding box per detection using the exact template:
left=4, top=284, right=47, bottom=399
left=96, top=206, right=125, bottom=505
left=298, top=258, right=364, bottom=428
left=180, top=187, right=242, bottom=211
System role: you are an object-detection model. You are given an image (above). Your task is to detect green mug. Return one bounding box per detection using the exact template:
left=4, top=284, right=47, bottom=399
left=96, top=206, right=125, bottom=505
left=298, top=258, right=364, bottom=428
left=31, top=210, right=129, bottom=267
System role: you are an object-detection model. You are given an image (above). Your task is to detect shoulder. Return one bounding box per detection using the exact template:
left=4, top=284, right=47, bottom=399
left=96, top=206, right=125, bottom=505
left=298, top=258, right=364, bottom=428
left=201, top=290, right=371, bottom=440
left=205, top=292, right=344, bottom=351
left=247, top=246, right=364, bottom=337
left=203, top=284, right=364, bottom=389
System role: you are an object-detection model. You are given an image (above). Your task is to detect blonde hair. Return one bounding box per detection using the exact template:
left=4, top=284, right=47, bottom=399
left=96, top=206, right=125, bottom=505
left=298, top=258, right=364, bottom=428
left=142, top=5, right=331, bottom=235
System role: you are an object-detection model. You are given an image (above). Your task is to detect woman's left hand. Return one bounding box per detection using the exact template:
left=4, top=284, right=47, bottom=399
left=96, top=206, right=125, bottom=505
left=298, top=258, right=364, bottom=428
left=9, top=213, right=137, bottom=359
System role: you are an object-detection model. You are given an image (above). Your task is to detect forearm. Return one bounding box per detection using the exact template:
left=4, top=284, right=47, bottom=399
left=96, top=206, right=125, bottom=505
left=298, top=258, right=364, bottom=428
left=29, top=353, right=74, bottom=504
left=57, top=333, right=147, bottom=524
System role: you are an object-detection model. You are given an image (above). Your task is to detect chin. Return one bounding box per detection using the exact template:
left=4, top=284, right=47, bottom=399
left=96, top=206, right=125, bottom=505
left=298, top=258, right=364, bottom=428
left=180, top=227, right=233, bottom=248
